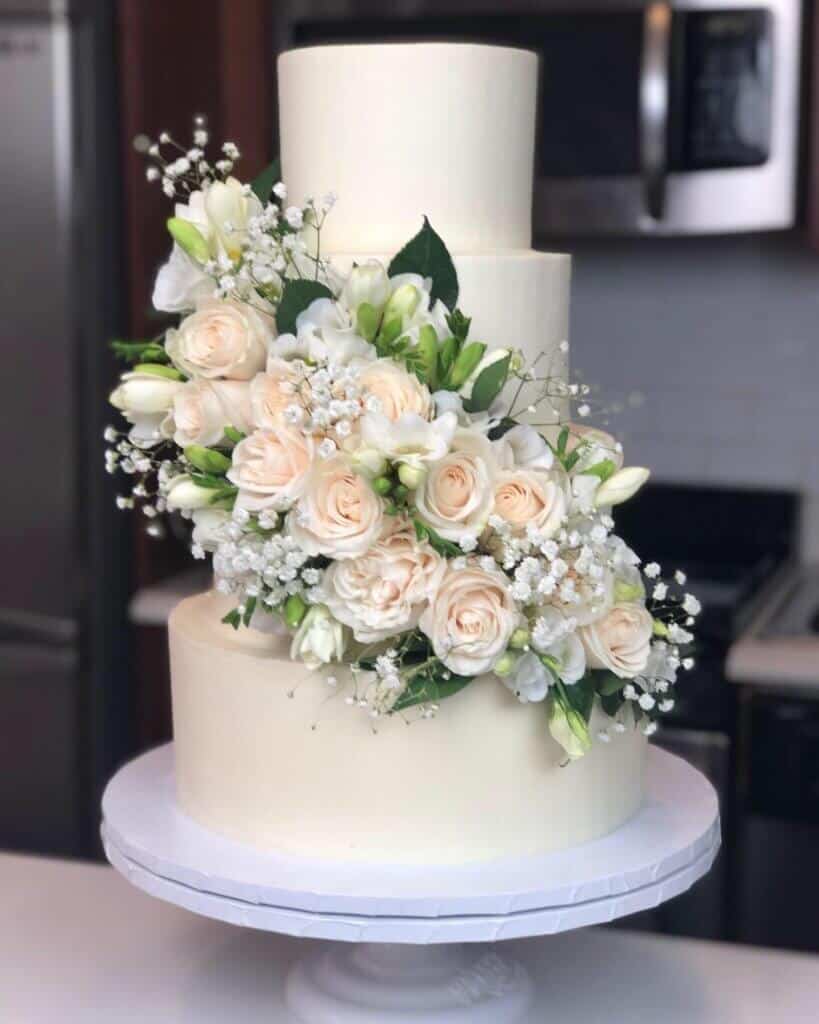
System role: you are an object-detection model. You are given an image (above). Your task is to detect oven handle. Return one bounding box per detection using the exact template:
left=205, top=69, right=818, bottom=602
left=640, top=1, right=673, bottom=221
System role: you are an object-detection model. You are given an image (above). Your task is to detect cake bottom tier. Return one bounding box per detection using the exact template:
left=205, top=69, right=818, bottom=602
left=169, top=592, right=647, bottom=864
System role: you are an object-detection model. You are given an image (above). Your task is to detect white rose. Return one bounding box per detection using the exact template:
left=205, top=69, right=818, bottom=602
left=321, top=517, right=445, bottom=643
left=290, top=605, right=346, bottom=669
left=413, top=429, right=498, bottom=542
left=341, top=260, right=391, bottom=316
left=250, top=360, right=304, bottom=430
left=502, top=652, right=552, bottom=703
left=288, top=454, right=384, bottom=559
left=492, top=467, right=568, bottom=538
left=359, top=411, right=457, bottom=469
left=581, top=603, right=653, bottom=679
left=191, top=508, right=230, bottom=551
left=203, top=176, right=262, bottom=261
left=419, top=562, right=519, bottom=676
left=270, top=298, right=375, bottom=365
left=494, top=423, right=554, bottom=471
left=152, top=244, right=216, bottom=313
left=358, top=358, right=433, bottom=421
left=227, top=426, right=314, bottom=511
left=166, top=298, right=271, bottom=380
left=163, top=378, right=252, bottom=448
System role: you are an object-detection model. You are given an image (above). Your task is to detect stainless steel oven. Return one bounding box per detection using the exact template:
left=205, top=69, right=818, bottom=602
left=275, top=0, right=802, bottom=236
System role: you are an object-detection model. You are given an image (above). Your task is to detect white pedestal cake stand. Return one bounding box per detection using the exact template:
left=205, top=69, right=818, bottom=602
left=101, top=744, right=719, bottom=1023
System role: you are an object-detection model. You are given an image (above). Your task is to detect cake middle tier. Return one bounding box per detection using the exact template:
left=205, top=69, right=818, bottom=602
left=332, top=249, right=571, bottom=415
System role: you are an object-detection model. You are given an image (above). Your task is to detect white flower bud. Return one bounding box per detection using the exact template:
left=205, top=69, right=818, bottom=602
left=165, top=476, right=215, bottom=510
left=397, top=463, right=426, bottom=490
left=349, top=446, right=387, bottom=479
left=290, top=605, right=346, bottom=669
left=341, top=260, right=390, bottom=316
left=109, top=372, right=183, bottom=415
left=382, top=283, right=421, bottom=324
left=594, top=467, right=650, bottom=508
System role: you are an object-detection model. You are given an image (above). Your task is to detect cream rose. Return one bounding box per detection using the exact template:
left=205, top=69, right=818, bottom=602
left=288, top=454, right=384, bottom=559
left=250, top=359, right=304, bottom=430
left=413, top=430, right=497, bottom=542
left=419, top=562, right=519, bottom=676
left=166, top=298, right=271, bottom=380
left=358, top=358, right=434, bottom=421
left=493, top=468, right=568, bottom=538
left=321, top=518, right=445, bottom=642
left=164, top=378, right=252, bottom=447
left=580, top=603, right=653, bottom=679
left=227, top=426, right=313, bottom=511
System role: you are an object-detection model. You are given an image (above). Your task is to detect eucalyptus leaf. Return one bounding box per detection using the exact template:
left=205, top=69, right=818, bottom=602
left=463, top=353, right=511, bottom=413
left=388, top=217, right=459, bottom=310
left=276, top=279, right=333, bottom=335
left=251, top=157, right=281, bottom=204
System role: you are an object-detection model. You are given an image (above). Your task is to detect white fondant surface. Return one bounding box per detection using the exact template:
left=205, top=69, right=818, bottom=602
left=169, top=592, right=647, bottom=865
left=279, top=44, right=538, bottom=252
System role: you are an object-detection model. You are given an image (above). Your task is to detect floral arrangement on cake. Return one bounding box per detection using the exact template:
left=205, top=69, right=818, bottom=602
left=106, top=121, right=699, bottom=761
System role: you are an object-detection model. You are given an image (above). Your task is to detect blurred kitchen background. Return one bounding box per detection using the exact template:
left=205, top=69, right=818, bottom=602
left=2, top=0, right=819, bottom=954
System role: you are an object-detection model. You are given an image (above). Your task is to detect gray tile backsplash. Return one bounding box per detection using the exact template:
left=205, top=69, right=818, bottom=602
left=564, top=232, right=819, bottom=493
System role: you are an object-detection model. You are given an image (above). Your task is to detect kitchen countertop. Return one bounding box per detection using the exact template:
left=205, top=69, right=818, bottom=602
left=3, top=851, right=818, bottom=1022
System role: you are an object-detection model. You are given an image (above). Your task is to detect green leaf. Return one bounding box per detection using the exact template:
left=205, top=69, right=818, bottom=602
left=393, top=668, right=473, bottom=712
left=241, top=596, right=257, bottom=627
left=583, top=459, right=617, bottom=482
left=445, top=309, right=471, bottom=342
left=189, top=471, right=230, bottom=490
left=276, top=278, right=333, bottom=335
left=557, top=426, right=570, bottom=455
left=111, top=339, right=169, bottom=364
left=437, top=336, right=459, bottom=382
left=446, top=341, right=486, bottom=390
left=221, top=608, right=241, bottom=631
left=415, top=324, right=439, bottom=387
left=595, top=671, right=625, bottom=697
left=463, top=353, right=512, bottom=413
left=250, top=156, right=281, bottom=204
left=167, top=217, right=210, bottom=263
left=356, top=302, right=381, bottom=343
left=223, top=425, right=246, bottom=444
left=387, top=216, right=459, bottom=310
left=559, top=676, right=596, bottom=724
left=412, top=518, right=462, bottom=558
left=185, top=445, right=232, bottom=475
left=600, top=692, right=623, bottom=719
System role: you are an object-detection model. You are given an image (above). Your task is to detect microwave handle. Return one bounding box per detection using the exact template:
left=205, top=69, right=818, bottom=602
left=640, top=1, right=673, bottom=221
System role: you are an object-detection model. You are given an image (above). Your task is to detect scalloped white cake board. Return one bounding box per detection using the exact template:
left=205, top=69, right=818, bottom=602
left=101, top=744, right=720, bottom=1023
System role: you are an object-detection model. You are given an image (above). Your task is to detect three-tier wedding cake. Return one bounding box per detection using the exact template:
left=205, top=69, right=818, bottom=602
left=108, top=43, right=698, bottom=865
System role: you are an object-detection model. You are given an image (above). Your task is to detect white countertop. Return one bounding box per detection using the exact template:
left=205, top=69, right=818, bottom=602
left=2, top=851, right=818, bottom=1022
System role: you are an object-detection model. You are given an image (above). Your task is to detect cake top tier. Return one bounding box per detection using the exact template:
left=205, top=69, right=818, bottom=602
left=278, top=43, right=538, bottom=254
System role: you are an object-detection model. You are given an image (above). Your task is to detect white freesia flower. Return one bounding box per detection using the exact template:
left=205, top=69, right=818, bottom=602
left=288, top=454, right=384, bottom=559
left=419, top=561, right=519, bottom=676
left=203, top=176, right=262, bottom=261
left=581, top=602, right=653, bottom=679
left=191, top=508, right=230, bottom=551
left=166, top=298, right=271, bottom=380
left=164, top=475, right=216, bottom=511
left=594, top=467, right=650, bottom=508
left=290, top=605, right=346, bottom=669
left=321, top=518, right=445, bottom=643
left=502, top=652, right=551, bottom=703
left=110, top=370, right=184, bottom=444
left=494, top=424, right=554, bottom=471
left=163, top=378, right=252, bottom=448
left=340, top=260, right=390, bottom=317
left=414, top=429, right=498, bottom=542
left=227, top=426, right=314, bottom=511
left=360, top=411, right=457, bottom=469
left=358, top=359, right=434, bottom=421
left=270, top=297, right=376, bottom=365
left=152, top=244, right=215, bottom=313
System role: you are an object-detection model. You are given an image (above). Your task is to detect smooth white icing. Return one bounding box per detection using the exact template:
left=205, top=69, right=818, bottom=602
left=279, top=43, right=538, bottom=252
left=170, top=593, right=647, bottom=863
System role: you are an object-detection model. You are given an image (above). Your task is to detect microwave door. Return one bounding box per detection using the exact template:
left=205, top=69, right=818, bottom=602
left=641, top=2, right=673, bottom=222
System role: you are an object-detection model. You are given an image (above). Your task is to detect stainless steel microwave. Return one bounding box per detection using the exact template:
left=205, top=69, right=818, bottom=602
left=277, top=0, right=802, bottom=236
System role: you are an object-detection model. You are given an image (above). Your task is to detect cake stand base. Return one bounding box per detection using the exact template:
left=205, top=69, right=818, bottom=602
left=285, top=942, right=533, bottom=1023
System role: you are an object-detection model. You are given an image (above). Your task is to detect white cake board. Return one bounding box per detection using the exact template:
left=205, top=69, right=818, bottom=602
left=102, top=744, right=720, bottom=1023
